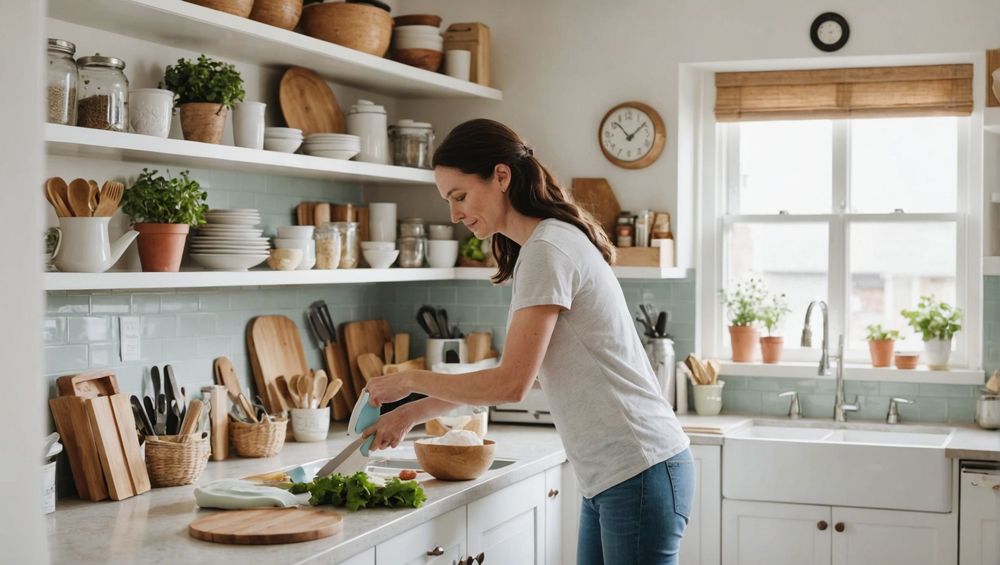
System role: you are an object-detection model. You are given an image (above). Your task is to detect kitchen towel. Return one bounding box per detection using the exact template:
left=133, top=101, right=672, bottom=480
left=194, top=479, right=304, bottom=510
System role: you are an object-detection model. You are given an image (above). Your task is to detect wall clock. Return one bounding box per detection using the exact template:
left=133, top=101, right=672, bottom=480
left=810, top=12, right=849, bottom=52
left=598, top=101, right=666, bottom=169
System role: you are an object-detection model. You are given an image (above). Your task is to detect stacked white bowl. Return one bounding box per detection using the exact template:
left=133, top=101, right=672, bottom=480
left=394, top=24, right=443, bottom=51
left=264, top=127, right=303, bottom=153
left=361, top=240, right=398, bottom=269
left=274, top=225, right=316, bottom=270
left=189, top=209, right=269, bottom=271
left=301, top=133, right=361, bottom=160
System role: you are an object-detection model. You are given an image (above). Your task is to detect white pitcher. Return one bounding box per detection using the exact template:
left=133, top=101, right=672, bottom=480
left=52, top=217, right=138, bottom=273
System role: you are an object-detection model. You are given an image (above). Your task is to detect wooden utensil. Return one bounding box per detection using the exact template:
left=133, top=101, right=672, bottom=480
left=213, top=357, right=244, bottom=401
left=705, top=359, right=721, bottom=385
left=85, top=395, right=136, bottom=499
left=109, top=394, right=151, bottom=496
left=210, top=385, right=229, bottom=461
left=357, top=353, right=384, bottom=382
left=383, top=341, right=394, bottom=365
left=383, top=357, right=426, bottom=375
left=93, top=180, right=124, bottom=217
left=68, top=178, right=94, bottom=217
left=189, top=508, right=343, bottom=545
left=279, top=67, right=345, bottom=137
left=313, top=202, right=331, bottom=228
left=342, top=319, right=391, bottom=396
left=394, top=333, right=410, bottom=363
left=312, top=370, right=328, bottom=409
left=87, top=179, right=100, bottom=212
left=179, top=399, right=204, bottom=439
left=275, top=375, right=296, bottom=411
left=295, top=373, right=313, bottom=408
left=247, top=315, right=310, bottom=413
left=56, top=370, right=120, bottom=398
left=44, top=177, right=73, bottom=217
left=465, top=332, right=492, bottom=363
left=49, top=396, right=108, bottom=501
left=234, top=392, right=258, bottom=424
left=319, top=378, right=342, bottom=409
left=570, top=178, right=621, bottom=242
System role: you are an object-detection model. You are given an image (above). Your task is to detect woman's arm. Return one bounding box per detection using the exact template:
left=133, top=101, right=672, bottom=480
left=363, top=396, right=460, bottom=450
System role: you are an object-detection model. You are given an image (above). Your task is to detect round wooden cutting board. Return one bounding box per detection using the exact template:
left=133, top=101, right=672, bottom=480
left=279, top=67, right=345, bottom=137
left=189, top=508, right=343, bottom=545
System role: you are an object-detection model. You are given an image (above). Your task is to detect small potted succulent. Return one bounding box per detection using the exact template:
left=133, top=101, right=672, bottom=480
left=121, top=168, right=208, bottom=272
left=163, top=55, right=245, bottom=144
left=722, top=278, right=766, bottom=363
left=900, top=295, right=963, bottom=370
left=758, top=291, right=791, bottom=364
left=865, top=324, right=901, bottom=368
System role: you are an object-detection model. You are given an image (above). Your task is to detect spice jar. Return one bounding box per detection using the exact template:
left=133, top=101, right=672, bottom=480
left=398, top=218, right=427, bottom=238
left=76, top=54, right=129, bottom=132
left=615, top=211, right=635, bottom=247
left=315, top=224, right=342, bottom=270
left=389, top=119, right=435, bottom=168
left=332, top=221, right=360, bottom=269
left=397, top=236, right=427, bottom=268
left=47, top=38, right=78, bottom=125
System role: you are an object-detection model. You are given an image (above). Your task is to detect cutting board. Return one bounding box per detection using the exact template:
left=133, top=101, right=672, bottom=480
left=341, top=319, right=391, bottom=398
left=85, top=394, right=150, bottom=500
left=56, top=370, right=119, bottom=398
left=247, top=315, right=310, bottom=414
left=322, top=342, right=353, bottom=421
left=570, top=178, right=621, bottom=243
left=189, top=508, right=343, bottom=545
left=49, top=396, right=108, bottom=501
left=279, top=67, right=344, bottom=137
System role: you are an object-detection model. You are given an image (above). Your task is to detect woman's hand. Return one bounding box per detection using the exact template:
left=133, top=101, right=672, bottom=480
left=362, top=406, right=414, bottom=451
left=365, top=371, right=415, bottom=406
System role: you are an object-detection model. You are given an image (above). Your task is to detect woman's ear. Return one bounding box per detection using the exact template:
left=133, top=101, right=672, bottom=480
left=494, top=163, right=511, bottom=193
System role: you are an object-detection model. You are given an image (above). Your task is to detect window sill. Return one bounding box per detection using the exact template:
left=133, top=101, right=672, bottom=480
left=718, top=361, right=984, bottom=385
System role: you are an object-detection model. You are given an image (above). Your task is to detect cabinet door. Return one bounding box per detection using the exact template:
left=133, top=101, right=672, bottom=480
left=722, top=500, right=831, bottom=565
left=468, top=472, right=545, bottom=564
left=559, top=463, right=582, bottom=565
left=545, top=465, right=563, bottom=565
left=831, top=506, right=956, bottom=565
left=376, top=506, right=467, bottom=565
left=959, top=468, right=1000, bottom=565
left=339, top=547, right=375, bottom=565
left=680, top=445, right=721, bottom=565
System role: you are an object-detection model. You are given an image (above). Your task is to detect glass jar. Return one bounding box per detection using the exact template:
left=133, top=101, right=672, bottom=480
left=76, top=54, right=129, bottom=132
left=315, top=224, right=342, bottom=270
left=398, top=217, right=427, bottom=238
left=389, top=119, right=435, bottom=168
left=47, top=39, right=78, bottom=125
left=332, top=221, right=360, bottom=269
left=615, top=211, right=635, bottom=247
left=397, top=236, right=427, bottom=268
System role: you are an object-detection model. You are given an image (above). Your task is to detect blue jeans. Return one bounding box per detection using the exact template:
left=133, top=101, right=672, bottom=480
left=577, top=449, right=695, bottom=565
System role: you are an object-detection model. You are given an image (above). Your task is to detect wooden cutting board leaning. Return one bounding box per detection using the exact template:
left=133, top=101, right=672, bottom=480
left=189, top=507, right=343, bottom=545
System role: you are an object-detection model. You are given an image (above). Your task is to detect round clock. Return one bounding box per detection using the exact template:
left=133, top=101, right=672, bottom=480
left=598, top=101, right=666, bottom=169
left=810, top=12, right=849, bottom=52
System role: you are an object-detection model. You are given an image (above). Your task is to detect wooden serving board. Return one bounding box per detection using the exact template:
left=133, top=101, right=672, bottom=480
left=248, top=316, right=310, bottom=414
left=189, top=508, right=343, bottom=545
left=570, top=178, right=620, bottom=243
left=49, top=396, right=108, bottom=501
left=56, top=370, right=119, bottom=398
left=279, top=67, right=344, bottom=137
left=341, top=319, right=391, bottom=398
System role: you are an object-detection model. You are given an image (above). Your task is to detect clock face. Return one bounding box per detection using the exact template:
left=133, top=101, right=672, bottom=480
left=600, top=106, right=654, bottom=163
left=816, top=20, right=842, bottom=45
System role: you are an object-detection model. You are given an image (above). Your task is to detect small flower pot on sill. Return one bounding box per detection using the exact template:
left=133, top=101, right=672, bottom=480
left=923, top=338, right=952, bottom=370
left=729, top=325, right=758, bottom=362
left=868, top=339, right=895, bottom=368
left=760, top=336, right=784, bottom=364
left=894, top=353, right=919, bottom=370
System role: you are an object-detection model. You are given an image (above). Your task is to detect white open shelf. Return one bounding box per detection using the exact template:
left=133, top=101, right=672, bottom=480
left=47, top=124, right=436, bottom=185
left=986, top=256, right=1000, bottom=276
left=47, top=0, right=502, bottom=101
left=986, top=107, right=1000, bottom=134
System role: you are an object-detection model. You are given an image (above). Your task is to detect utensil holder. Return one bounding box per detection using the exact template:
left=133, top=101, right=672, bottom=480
left=144, top=433, right=210, bottom=487
left=230, top=416, right=287, bottom=457
left=426, top=338, right=467, bottom=368
left=693, top=381, right=725, bottom=416
left=291, top=407, right=330, bottom=442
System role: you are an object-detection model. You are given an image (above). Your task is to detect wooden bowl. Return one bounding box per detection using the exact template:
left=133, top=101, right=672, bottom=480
left=301, top=2, right=392, bottom=57
left=393, top=14, right=443, bottom=27
left=249, top=0, right=303, bottom=30
left=188, top=0, right=254, bottom=18
left=895, top=353, right=920, bottom=370
left=392, top=48, right=443, bottom=72
left=415, top=438, right=496, bottom=481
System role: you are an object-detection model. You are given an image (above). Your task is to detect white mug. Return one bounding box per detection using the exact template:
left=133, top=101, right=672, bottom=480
left=233, top=101, right=266, bottom=150
left=369, top=202, right=398, bottom=242
left=444, top=50, right=471, bottom=81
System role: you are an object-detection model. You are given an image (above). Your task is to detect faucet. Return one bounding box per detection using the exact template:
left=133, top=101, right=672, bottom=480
left=801, top=300, right=830, bottom=376
left=832, top=335, right=859, bottom=422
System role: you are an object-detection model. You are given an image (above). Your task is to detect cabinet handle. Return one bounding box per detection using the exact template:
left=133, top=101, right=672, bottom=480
left=548, top=489, right=560, bottom=498
left=816, top=520, right=828, bottom=531
left=834, top=522, right=845, bottom=533
left=427, top=546, right=445, bottom=556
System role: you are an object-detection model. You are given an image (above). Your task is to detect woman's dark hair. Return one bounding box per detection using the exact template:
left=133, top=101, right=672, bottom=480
left=432, top=119, right=615, bottom=283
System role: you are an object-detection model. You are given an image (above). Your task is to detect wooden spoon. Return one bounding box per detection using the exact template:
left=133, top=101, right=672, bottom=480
left=295, top=373, right=313, bottom=409
left=87, top=180, right=100, bottom=212
left=44, top=177, right=72, bottom=217
left=284, top=375, right=302, bottom=409
left=311, top=370, right=328, bottom=409
left=358, top=353, right=384, bottom=382
left=319, top=378, right=342, bottom=409
left=68, top=178, right=93, bottom=217
left=394, top=333, right=409, bottom=363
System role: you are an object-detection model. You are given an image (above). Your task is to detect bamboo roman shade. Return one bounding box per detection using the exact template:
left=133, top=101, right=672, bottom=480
left=715, top=64, right=973, bottom=122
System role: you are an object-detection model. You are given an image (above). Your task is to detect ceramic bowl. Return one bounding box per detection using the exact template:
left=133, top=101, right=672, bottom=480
left=266, top=248, right=303, bottom=270
left=362, top=248, right=399, bottom=268
left=264, top=127, right=303, bottom=139
left=263, top=137, right=303, bottom=153
left=361, top=241, right=395, bottom=251
left=894, top=353, right=920, bottom=370
left=393, top=37, right=443, bottom=51
left=426, top=239, right=459, bottom=268
left=414, top=438, right=495, bottom=481
left=276, top=225, right=315, bottom=239
left=190, top=253, right=268, bottom=271
left=306, top=149, right=360, bottom=160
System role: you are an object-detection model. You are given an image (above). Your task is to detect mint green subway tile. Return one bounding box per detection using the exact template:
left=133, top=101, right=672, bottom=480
left=947, top=399, right=976, bottom=424
left=89, top=343, right=121, bottom=368
left=260, top=288, right=299, bottom=310
left=917, top=383, right=973, bottom=398
left=178, top=313, right=218, bottom=337
left=216, top=311, right=251, bottom=335
left=199, top=292, right=231, bottom=312
left=161, top=293, right=200, bottom=313
left=376, top=284, right=397, bottom=304
left=197, top=336, right=233, bottom=358
left=46, top=293, right=90, bottom=314
left=762, top=393, right=794, bottom=417
left=917, top=397, right=948, bottom=422
left=131, top=294, right=161, bottom=314
left=744, top=377, right=784, bottom=392
left=139, top=339, right=162, bottom=363
left=142, top=315, right=177, bottom=339
left=443, top=305, right=478, bottom=328
left=45, top=345, right=88, bottom=373
left=799, top=394, right=834, bottom=419
left=91, top=295, right=131, bottom=314
left=722, top=389, right=762, bottom=414
left=856, top=395, right=888, bottom=421
left=477, top=305, right=509, bottom=328
left=43, top=317, right=66, bottom=345
left=429, top=286, right=457, bottom=305
left=500, top=285, right=513, bottom=302
left=160, top=337, right=198, bottom=360
left=397, top=284, right=430, bottom=305
left=67, top=317, right=113, bottom=344
left=721, top=376, right=749, bottom=390
left=457, top=285, right=502, bottom=305
left=204, top=190, right=229, bottom=209
left=845, top=381, right=880, bottom=396
left=226, top=190, right=257, bottom=209
left=229, top=290, right=262, bottom=310
left=879, top=382, right=919, bottom=397
left=253, top=193, right=299, bottom=215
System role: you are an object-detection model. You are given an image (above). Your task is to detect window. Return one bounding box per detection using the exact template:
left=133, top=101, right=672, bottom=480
left=716, top=115, right=974, bottom=365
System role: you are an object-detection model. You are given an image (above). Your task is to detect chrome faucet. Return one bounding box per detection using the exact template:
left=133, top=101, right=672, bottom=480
left=801, top=300, right=830, bottom=376
left=832, top=335, right=859, bottom=422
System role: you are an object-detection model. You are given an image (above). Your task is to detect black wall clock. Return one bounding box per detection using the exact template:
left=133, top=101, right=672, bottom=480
left=810, top=12, right=849, bottom=52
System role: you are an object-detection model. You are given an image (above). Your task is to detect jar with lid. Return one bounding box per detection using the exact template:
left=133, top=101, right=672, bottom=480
left=315, top=224, right=342, bottom=270
left=398, top=217, right=427, bottom=238
left=76, top=54, right=129, bottom=132
left=332, top=221, right=360, bottom=269
left=389, top=119, right=435, bottom=169
left=345, top=99, right=389, bottom=165
left=615, top=211, right=635, bottom=247
left=397, top=236, right=427, bottom=268
left=47, top=39, right=78, bottom=125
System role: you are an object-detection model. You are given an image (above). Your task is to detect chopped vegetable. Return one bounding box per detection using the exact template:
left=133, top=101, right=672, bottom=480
left=290, top=471, right=425, bottom=512
left=398, top=469, right=418, bottom=481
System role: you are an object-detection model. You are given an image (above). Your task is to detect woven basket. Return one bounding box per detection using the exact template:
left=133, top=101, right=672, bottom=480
left=188, top=0, right=254, bottom=18
left=230, top=416, right=287, bottom=457
left=249, top=0, right=303, bottom=30
left=144, top=433, right=210, bottom=487
left=300, top=2, right=392, bottom=57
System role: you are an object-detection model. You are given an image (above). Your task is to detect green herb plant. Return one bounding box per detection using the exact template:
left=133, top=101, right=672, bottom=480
left=121, top=168, right=208, bottom=226
left=721, top=278, right=767, bottom=327
left=290, top=471, right=427, bottom=512
left=460, top=235, right=487, bottom=261
left=163, top=55, right=245, bottom=110
left=900, top=295, right=963, bottom=341
left=865, top=323, right=901, bottom=341
left=758, top=292, right=791, bottom=336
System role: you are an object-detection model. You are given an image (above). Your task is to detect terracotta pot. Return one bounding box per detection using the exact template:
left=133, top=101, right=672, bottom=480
left=760, top=336, right=784, bottom=364
left=188, top=0, right=254, bottom=18
left=868, top=339, right=895, bottom=367
left=135, top=223, right=189, bottom=272
left=729, top=325, right=759, bottom=362
left=894, top=353, right=919, bottom=370
left=179, top=103, right=228, bottom=144
left=249, top=0, right=303, bottom=30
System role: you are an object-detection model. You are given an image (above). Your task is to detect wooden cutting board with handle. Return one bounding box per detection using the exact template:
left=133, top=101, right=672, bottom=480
left=56, top=370, right=119, bottom=398
left=341, top=319, right=391, bottom=398
left=189, top=508, right=343, bottom=545
left=570, top=178, right=621, bottom=243
left=279, top=67, right=344, bottom=137
left=247, top=316, right=310, bottom=414
left=49, top=396, right=108, bottom=501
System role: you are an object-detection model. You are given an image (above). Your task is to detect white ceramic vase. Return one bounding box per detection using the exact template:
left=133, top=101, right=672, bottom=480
left=233, top=101, right=266, bottom=150
left=128, top=88, right=174, bottom=138
left=923, top=338, right=952, bottom=370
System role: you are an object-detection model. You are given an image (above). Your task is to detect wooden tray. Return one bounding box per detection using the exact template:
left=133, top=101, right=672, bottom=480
left=279, top=67, right=344, bottom=137
left=189, top=508, right=342, bottom=545
left=613, top=244, right=674, bottom=268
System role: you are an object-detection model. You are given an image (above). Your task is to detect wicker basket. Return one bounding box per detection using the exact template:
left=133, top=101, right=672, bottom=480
left=300, top=2, right=392, bottom=57
left=230, top=416, right=287, bottom=457
left=144, top=433, right=210, bottom=487
left=249, top=0, right=302, bottom=30
left=188, top=0, right=255, bottom=18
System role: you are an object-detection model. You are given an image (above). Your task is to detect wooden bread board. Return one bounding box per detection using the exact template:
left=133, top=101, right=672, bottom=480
left=988, top=48, right=1000, bottom=107
left=570, top=178, right=620, bottom=243
left=56, top=370, right=119, bottom=398
left=85, top=394, right=150, bottom=500
left=248, top=315, right=310, bottom=414
left=322, top=341, right=353, bottom=421
left=341, top=319, right=391, bottom=397
left=49, top=396, right=108, bottom=501
left=189, top=508, right=343, bottom=545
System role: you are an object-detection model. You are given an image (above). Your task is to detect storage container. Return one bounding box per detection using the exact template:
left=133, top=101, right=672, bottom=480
left=76, top=54, right=129, bottom=131
left=47, top=38, right=78, bottom=125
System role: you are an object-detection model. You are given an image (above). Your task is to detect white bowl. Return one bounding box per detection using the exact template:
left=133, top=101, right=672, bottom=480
left=263, top=137, right=303, bottom=153
left=426, top=239, right=459, bottom=268
left=190, top=253, right=268, bottom=271
left=361, top=241, right=395, bottom=251
left=276, top=225, right=315, bottom=239
left=362, top=248, right=399, bottom=269
left=306, top=149, right=360, bottom=160
left=264, top=127, right=302, bottom=138
left=302, top=142, right=361, bottom=150
left=305, top=133, right=360, bottom=142
left=394, top=25, right=441, bottom=35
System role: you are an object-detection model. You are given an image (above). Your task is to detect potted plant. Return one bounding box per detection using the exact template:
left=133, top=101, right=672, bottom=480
left=722, top=278, right=766, bottom=362
left=121, top=168, right=208, bottom=272
left=758, top=292, right=790, bottom=364
left=163, top=55, right=245, bottom=144
left=900, top=295, right=963, bottom=370
left=865, top=324, right=901, bottom=368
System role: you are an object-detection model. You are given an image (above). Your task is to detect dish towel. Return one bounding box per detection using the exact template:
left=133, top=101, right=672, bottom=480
left=194, top=479, right=305, bottom=509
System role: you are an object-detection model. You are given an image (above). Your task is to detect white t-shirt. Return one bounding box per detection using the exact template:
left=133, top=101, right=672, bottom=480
left=506, top=218, right=689, bottom=498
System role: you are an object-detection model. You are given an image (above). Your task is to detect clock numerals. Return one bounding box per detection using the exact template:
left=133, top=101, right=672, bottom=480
left=599, top=102, right=665, bottom=168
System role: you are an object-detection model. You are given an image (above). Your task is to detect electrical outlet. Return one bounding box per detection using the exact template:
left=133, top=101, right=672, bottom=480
left=119, top=316, right=141, bottom=362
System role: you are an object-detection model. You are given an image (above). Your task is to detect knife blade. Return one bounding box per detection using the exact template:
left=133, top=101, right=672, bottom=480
left=317, top=301, right=338, bottom=344
left=315, top=435, right=368, bottom=478
left=307, top=309, right=329, bottom=347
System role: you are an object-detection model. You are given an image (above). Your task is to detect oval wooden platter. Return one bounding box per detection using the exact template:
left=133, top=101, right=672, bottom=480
left=279, top=67, right=345, bottom=137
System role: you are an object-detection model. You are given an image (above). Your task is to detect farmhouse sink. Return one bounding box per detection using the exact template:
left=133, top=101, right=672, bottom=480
left=723, top=420, right=954, bottom=512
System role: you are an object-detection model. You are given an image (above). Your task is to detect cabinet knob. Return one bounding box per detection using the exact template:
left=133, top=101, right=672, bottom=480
left=817, top=520, right=828, bottom=531
left=426, top=546, right=445, bottom=556
left=834, top=522, right=845, bottom=533
left=548, top=489, right=560, bottom=498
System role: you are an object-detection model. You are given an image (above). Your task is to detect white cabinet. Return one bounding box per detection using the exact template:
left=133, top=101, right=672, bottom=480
left=722, top=500, right=957, bottom=565
left=340, top=547, right=375, bottom=565
left=545, top=465, right=564, bottom=565
left=959, top=466, right=1000, bottom=565
left=680, top=445, right=721, bottom=565
left=467, top=473, right=546, bottom=564
left=376, top=506, right=467, bottom=565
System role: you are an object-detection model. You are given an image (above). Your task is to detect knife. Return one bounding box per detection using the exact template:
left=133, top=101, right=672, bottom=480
left=315, top=435, right=369, bottom=478
left=307, top=309, right=329, bottom=347
left=317, top=301, right=338, bottom=344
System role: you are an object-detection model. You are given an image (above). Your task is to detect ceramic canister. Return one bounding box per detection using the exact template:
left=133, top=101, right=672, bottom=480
left=345, top=99, right=390, bottom=164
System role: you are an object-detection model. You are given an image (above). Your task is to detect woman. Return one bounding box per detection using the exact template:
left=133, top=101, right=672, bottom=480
left=363, top=119, right=693, bottom=564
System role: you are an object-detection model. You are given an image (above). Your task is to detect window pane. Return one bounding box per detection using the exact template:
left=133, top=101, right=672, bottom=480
left=850, top=117, right=957, bottom=213
left=847, top=222, right=957, bottom=351
left=737, top=121, right=832, bottom=214
left=727, top=223, right=828, bottom=337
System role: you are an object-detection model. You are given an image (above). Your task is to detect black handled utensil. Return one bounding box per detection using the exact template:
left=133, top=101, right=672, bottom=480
left=655, top=311, right=668, bottom=337
left=417, top=304, right=440, bottom=338
left=436, top=308, right=450, bottom=338
left=636, top=315, right=654, bottom=337
left=130, top=395, right=156, bottom=438
left=151, top=366, right=161, bottom=405
left=306, top=308, right=328, bottom=347
left=314, top=300, right=339, bottom=344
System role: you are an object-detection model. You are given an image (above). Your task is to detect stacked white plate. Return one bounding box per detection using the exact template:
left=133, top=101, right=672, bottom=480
left=394, top=25, right=443, bottom=51
left=190, top=209, right=270, bottom=271
left=301, top=133, right=361, bottom=160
